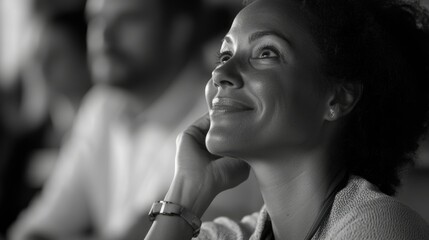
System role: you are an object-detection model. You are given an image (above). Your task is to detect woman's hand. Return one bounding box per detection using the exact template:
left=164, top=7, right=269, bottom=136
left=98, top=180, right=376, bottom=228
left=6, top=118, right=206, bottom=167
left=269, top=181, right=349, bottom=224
left=146, top=114, right=250, bottom=240
left=166, top=113, right=251, bottom=217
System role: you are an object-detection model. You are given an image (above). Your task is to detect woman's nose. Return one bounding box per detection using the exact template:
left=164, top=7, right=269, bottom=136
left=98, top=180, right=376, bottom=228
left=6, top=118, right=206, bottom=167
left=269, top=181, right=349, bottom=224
left=211, top=59, right=243, bottom=89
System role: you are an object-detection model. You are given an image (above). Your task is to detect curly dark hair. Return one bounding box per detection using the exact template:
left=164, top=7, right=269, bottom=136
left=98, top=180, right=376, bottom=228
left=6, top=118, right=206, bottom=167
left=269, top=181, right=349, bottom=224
left=244, top=0, right=429, bottom=195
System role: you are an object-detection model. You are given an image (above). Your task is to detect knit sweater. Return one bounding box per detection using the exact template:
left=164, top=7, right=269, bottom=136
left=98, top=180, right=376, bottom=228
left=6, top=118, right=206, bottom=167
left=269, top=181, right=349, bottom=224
left=197, top=176, right=429, bottom=240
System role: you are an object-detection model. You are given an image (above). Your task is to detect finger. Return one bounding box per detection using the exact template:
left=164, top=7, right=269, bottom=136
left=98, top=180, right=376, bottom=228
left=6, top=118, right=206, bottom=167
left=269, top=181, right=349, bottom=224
left=189, top=113, right=211, bottom=136
left=176, top=113, right=210, bottom=149
left=184, top=113, right=210, bottom=142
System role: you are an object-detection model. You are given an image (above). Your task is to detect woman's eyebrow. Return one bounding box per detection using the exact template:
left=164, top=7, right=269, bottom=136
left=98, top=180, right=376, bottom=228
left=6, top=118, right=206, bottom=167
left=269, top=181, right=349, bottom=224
left=248, top=30, right=293, bottom=47
left=221, top=31, right=293, bottom=48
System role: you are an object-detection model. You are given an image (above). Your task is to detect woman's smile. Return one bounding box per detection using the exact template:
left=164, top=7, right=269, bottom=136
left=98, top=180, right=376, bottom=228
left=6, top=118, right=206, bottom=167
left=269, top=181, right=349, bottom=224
left=210, top=97, right=253, bottom=114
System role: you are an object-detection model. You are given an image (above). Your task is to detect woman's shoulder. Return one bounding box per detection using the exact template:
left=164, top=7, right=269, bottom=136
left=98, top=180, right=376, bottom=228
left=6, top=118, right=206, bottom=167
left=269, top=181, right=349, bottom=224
left=317, top=175, right=429, bottom=240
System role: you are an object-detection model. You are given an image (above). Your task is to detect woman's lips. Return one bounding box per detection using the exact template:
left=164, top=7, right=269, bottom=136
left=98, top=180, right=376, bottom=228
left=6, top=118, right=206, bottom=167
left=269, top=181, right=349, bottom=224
left=211, top=97, right=253, bottom=113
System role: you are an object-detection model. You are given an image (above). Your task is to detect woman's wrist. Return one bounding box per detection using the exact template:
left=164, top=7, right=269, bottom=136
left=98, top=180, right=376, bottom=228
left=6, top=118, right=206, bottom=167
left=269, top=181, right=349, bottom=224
left=164, top=173, right=216, bottom=218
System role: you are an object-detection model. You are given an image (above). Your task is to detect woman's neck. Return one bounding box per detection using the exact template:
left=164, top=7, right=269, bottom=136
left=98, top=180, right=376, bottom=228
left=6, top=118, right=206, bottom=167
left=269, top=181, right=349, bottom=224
left=249, top=149, right=344, bottom=240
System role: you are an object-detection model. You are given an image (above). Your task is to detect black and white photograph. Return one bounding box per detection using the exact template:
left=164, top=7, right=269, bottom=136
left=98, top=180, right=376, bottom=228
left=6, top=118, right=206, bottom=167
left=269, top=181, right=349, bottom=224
left=0, top=0, right=429, bottom=239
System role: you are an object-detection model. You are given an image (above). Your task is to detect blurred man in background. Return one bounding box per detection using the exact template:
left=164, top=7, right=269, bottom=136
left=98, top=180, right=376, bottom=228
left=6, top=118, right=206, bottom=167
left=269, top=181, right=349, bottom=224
left=9, top=0, right=208, bottom=239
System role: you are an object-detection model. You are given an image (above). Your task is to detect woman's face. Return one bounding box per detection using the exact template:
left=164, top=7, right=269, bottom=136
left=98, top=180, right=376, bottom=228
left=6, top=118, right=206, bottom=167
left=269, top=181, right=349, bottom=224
left=205, top=0, right=331, bottom=159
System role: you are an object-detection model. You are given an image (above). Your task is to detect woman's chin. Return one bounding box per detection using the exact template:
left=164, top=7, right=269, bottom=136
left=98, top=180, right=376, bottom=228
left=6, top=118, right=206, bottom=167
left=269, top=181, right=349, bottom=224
left=206, top=138, right=228, bottom=156
left=206, top=133, right=240, bottom=157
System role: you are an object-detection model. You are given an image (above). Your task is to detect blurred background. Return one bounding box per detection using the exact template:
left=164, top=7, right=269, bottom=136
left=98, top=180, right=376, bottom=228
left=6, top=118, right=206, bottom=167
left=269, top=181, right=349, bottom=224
left=0, top=0, right=428, bottom=239
left=0, top=0, right=251, bottom=239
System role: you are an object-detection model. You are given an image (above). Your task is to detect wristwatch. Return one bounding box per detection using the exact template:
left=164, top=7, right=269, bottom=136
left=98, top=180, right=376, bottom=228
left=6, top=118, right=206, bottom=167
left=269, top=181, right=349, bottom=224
left=148, top=200, right=202, bottom=237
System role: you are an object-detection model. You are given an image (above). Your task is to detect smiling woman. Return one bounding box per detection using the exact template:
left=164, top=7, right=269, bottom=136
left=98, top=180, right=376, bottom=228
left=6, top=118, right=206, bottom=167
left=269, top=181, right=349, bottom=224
left=145, top=0, right=429, bottom=239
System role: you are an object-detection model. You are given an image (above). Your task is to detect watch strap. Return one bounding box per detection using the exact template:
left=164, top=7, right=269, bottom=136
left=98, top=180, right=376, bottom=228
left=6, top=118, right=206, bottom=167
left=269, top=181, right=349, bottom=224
left=149, top=201, right=202, bottom=237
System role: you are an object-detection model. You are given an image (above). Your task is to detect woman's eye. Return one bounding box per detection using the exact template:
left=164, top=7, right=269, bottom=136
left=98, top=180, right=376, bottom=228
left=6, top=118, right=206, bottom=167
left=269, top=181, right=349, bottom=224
left=249, top=45, right=283, bottom=68
left=257, top=48, right=279, bottom=59
left=217, top=51, right=233, bottom=65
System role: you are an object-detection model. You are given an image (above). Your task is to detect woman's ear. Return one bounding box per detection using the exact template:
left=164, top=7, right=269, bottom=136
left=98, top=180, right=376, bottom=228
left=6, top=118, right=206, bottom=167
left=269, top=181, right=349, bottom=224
left=325, top=82, right=362, bottom=121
